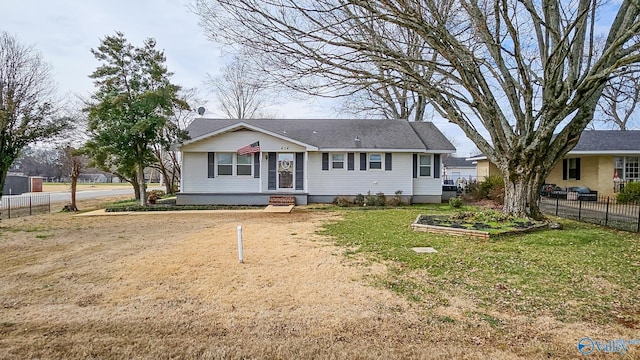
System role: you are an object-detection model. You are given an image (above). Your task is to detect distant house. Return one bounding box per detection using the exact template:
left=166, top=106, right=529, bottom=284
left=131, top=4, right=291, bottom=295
left=468, top=130, right=640, bottom=197
left=441, top=157, right=477, bottom=184
left=177, top=119, right=456, bottom=205
left=2, top=173, right=41, bottom=195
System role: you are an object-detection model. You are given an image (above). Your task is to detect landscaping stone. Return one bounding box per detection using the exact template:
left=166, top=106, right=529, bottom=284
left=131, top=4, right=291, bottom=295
left=412, top=247, right=438, bottom=254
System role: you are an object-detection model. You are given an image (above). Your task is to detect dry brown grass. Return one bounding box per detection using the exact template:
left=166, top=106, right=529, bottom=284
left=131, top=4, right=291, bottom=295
left=0, top=199, right=636, bottom=359
left=41, top=183, right=135, bottom=193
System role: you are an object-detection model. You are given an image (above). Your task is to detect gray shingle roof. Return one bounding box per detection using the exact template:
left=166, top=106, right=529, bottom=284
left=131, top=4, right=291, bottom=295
left=572, top=130, right=640, bottom=151
left=184, top=118, right=456, bottom=151
left=442, top=157, right=475, bottom=168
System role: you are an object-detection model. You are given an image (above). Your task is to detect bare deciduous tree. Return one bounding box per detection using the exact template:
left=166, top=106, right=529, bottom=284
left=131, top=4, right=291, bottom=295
left=150, top=88, right=200, bottom=194
left=596, top=69, right=640, bottom=130
left=194, top=0, right=640, bottom=218
left=207, top=58, right=271, bottom=119
left=0, top=31, right=68, bottom=199
left=60, top=145, right=87, bottom=212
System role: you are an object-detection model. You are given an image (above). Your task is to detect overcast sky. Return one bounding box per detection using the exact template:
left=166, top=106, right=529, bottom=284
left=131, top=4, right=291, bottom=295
left=1, top=0, right=479, bottom=156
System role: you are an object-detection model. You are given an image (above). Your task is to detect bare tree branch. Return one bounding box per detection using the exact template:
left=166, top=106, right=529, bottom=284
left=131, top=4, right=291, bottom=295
left=193, top=0, right=640, bottom=218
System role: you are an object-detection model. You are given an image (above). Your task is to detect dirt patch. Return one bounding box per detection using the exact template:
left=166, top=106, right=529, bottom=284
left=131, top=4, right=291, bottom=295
left=0, top=203, right=637, bottom=359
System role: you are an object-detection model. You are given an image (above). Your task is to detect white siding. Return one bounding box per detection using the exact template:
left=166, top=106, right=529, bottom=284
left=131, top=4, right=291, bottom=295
left=445, top=167, right=477, bottom=181
left=413, top=178, right=443, bottom=195
left=182, top=152, right=260, bottom=193
left=307, top=152, right=414, bottom=195
left=182, top=130, right=306, bottom=153
left=182, top=129, right=445, bottom=197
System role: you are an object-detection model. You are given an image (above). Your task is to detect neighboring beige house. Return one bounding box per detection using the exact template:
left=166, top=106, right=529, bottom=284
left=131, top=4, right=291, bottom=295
left=467, top=130, right=640, bottom=197
left=467, top=155, right=500, bottom=179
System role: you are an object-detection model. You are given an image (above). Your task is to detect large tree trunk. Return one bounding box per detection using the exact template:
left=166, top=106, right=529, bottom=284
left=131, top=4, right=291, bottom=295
left=0, top=163, right=9, bottom=200
left=69, top=177, right=78, bottom=212
left=0, top=162, right=10, bottom=221
left=67, top=155, right=81, bottom=212
left=160, top=166, right=173, bottom=195
left=496, top=152, right=551, bottom=220
left=137, top=161, right=147, bottom=207
left=132, top=178, right=141, bottom=201
left=502, top=176, right=544, bottom=220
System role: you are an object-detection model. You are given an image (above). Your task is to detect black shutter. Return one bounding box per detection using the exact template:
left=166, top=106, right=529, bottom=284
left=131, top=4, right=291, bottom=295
left=413, top=154, right=418, bottom=178
left=347, top=153, right=354, bottom=171
left=562, top=159, right=568, bottom=180
left=207, top=152, right=215, bottom=178
left=253, top=153, right=260, bottom=178
left=322, top=153, right=329, bottom=171
left=295, top=152, right=304, bottom=190
left=268, top=152, right=276, bottom=190
left=575, top=158, right=581, bottom=180
left=385, top=153, right=392, bottom=171
left=360, top=153, right=367, bottom=170
left=434, top=154, right=441, bottom=178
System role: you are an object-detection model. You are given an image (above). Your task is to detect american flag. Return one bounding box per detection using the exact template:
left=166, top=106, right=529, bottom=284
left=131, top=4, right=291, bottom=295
left=237, top=141, right=260, bottom=155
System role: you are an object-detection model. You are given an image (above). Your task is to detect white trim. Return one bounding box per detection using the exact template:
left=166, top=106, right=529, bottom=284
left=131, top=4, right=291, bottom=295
left=182, top=122, right=319, bottom=150
left=321, top=148, right=455, bottom=153
left=331, top=153, right=346, bottom=170
left=179, top=150, right=184, bottom=192
left=258, top=152, right=263, bottom=193
left=419, top=154, right=434, bottom=178
left=216, top=152, right=255, bottom=177
left=368, top=153, right=383, bottom=170
left=304, top=152, right=309, bottom=192
left=568, top=150, right=640, bottom=155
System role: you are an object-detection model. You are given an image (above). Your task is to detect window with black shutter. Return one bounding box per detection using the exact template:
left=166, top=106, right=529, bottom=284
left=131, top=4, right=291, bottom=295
left=207, top=152, right=215, bottom=178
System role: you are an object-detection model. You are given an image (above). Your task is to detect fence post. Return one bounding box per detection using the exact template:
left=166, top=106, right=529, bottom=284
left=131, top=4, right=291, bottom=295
left=605, top=197, right=610, bottom=227
left=578, top=199, right=582, bottom=221
left=29, top=196, right=32, bottom=215
left=7, top=197, right=10, bottom=219
left=555, top=196, right=559, bottom=216
left=48, top=193, right=51, bottom=213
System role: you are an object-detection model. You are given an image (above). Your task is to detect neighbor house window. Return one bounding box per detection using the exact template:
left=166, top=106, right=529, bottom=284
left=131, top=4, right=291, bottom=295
left=217, top=153, right=233, bottom=176
left=419, top=155, right=432, bottom=176
left=369, top=153, right=382, bottom=169
left=615, top=157, right=625, bottom=179
left=562, top=158, right=581, bottom=180
left=236, top=154, right=253, bottom=176
left=567, top=158, right=579, bottom=179
left=332, top=154, right=345, bottom=169
left=624, top=156, right=639, bottom=179
left=614, top=156, right=640, bottom=180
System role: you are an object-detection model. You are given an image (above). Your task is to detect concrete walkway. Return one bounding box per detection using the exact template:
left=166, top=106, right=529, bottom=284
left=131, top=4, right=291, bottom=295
left=74, top=205, right=294, bottom=217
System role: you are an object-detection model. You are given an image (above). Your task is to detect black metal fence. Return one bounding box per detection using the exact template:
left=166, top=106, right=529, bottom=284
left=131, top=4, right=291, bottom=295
left=539, top=195, right=640, bottom=232
left=0, top=193, right=51, bottom=220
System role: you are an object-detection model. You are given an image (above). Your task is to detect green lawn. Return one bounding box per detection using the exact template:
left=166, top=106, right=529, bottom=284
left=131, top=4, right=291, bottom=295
left=320, top=205, right=640, bottom=327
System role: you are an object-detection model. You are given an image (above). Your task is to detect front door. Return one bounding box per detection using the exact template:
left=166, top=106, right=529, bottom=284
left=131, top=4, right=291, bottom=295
left=277, top=153, right=294, bottom=190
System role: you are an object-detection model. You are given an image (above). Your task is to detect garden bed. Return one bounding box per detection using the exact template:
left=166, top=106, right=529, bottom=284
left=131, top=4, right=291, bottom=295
left=411, top=211, right=547, bottom=238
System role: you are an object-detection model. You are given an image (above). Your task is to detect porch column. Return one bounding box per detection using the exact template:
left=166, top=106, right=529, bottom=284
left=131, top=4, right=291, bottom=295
left=304, top=151, right=309, bottom=192
left=258, top=152, right=262, bottom=193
